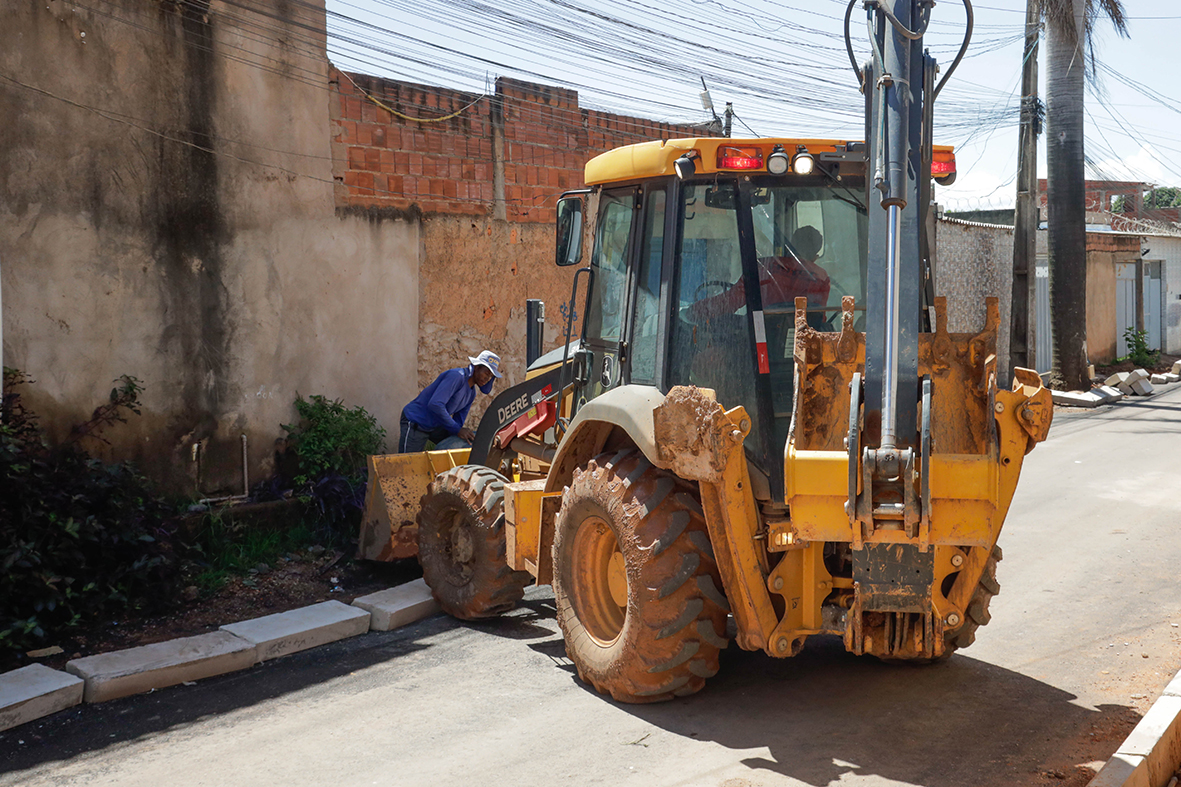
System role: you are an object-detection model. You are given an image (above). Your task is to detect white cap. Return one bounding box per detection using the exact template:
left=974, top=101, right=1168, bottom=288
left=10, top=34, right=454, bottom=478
left=468, top=350, right=503, bottom=378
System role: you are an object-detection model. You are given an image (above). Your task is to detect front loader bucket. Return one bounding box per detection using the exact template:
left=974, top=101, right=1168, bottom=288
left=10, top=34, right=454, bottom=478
left=358, top=449, right=471, bottom=561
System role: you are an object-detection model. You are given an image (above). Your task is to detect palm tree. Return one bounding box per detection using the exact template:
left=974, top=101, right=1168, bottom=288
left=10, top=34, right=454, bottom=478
left=1043, top=0, right=1126, bottom=391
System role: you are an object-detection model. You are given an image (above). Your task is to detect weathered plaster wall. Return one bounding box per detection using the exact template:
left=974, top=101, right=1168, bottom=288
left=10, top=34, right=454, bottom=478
left=935, top=218, right=1014, bottom=373
left=0, top=0, right=419, bottom=492
left=416, top=217, right=572, bottom=425
left=1085, top=252, right=1118, bottom=362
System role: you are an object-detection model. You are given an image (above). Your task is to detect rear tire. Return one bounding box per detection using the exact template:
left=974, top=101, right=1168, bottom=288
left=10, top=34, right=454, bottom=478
left=945, top=544, right=1002, bottom=652
left=417, top=465, right=532, bottom=620
left=880, top=544, right=1002, bottom=664
left=552, top=450, right=730, bottom=704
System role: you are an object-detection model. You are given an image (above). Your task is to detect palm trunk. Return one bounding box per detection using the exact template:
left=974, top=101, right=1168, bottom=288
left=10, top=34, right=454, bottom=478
left=1045, top=0, right=1089, bottom=391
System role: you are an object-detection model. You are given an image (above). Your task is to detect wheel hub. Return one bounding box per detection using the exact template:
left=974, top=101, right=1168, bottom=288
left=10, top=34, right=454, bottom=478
left=571, top=515, right=627, bottom=645
left=440, top=509, right=475, bottom=586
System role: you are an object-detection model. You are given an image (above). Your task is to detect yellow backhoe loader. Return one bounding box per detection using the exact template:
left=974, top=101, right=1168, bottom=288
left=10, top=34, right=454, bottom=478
left=359, top=0, right=1052, bottom=703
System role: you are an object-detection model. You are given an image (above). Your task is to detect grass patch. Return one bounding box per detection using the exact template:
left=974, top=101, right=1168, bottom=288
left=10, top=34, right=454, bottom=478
left=185, top=512, right=318, bottom=595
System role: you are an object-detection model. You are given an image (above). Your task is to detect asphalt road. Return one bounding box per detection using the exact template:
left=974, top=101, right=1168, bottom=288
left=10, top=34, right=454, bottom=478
left=4, top=385, right=1181, bottom=787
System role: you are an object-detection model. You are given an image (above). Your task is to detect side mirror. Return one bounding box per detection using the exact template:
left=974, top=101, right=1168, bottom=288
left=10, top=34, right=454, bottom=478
left=555, top=196, right=584, bottom=267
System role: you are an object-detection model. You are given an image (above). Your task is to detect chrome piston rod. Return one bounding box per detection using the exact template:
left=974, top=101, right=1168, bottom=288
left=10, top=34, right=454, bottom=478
left=880, top=203, right=903, bottom=450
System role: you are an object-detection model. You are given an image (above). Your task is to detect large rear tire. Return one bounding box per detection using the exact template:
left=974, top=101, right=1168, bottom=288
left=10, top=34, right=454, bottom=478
left=946, top=544, right=1002, bottom=652
left=552, top=450, right=730, bottom=704
left=417, top=465, right=532, bottom=620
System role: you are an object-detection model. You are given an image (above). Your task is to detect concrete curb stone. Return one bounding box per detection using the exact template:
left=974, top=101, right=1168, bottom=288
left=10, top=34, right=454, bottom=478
left=66, top=631, right=258, bottom=703
left=0, top=665, right=84, bottom=731
left=2, top=582, right=437, bottom=729
left=1052, top=390, right=1104, bottom=408
left=220, top=600, right=370, bottom=661
left=1095, top=386, right=1124, bottom=404
left=1088, top=665, right=1181, bottom=787
left=352, top=578, right=440, bottom=631
left=1131, top=379, right=1155, bottom=396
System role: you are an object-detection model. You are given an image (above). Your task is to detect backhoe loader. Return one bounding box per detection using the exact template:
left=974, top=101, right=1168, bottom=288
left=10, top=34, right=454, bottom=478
left=359, top=0, right=1052, bottom=703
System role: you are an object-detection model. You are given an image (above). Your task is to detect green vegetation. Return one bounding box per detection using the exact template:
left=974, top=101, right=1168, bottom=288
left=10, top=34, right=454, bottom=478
left=282, top=395, right=386, bottom=485
left=1113, top=186, right=1181, bottom=212
left=0, top=369, right=179, bottom=653
left=278, top=394, right=386, bottom=543
left=185, top=513, right=316, bottom=594
left=1119, top=327, right=1160, bottom=369
left=0, top=377, right=388, bottom=656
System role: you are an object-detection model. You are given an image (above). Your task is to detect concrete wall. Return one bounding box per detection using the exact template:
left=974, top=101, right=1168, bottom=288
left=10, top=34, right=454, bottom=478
left=1086, top=253, right=1119, bottom=362
left=1083, top=233, right=1141, bottom=363
left=0, top=0, right=419, bottom=492
left=935, top=218, right=1015, bottom=373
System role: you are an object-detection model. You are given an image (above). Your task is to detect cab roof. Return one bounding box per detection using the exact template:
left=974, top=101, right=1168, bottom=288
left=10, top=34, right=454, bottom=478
left=583, top=137, right=955, bottom=185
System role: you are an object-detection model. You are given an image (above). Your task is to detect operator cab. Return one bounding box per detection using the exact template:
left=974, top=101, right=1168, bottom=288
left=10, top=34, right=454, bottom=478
left=555, top=137, right=955, bottom=501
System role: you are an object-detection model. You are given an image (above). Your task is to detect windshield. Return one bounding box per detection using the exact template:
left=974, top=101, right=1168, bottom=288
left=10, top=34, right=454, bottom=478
left=668, top=178, right=868, bottom=476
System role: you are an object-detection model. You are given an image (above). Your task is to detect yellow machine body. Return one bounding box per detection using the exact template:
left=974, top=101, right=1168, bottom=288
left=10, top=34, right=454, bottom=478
left=361, top=130, right=1050, bottom=676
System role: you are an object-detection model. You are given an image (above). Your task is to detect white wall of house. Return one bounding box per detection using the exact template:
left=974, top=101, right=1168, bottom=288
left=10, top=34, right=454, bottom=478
left=1142, top=235, right=1181, bottom=355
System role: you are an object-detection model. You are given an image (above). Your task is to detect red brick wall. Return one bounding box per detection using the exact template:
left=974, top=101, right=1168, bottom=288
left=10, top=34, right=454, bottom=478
left=1036, top=178, right=1181, bottom=229
left=330, top=70, right=714, bottom=223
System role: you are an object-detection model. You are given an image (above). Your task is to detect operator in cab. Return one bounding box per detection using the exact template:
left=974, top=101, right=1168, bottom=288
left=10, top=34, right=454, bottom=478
left=687, top=225, right=830, bottom=320
left=399, top=350, right=502, bottom=452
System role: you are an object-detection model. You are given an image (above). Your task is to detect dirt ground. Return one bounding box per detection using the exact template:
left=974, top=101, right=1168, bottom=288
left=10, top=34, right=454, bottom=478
left=10, top=551, right=422, bottom=674
left=1094, top=353, right=1180, bottom=378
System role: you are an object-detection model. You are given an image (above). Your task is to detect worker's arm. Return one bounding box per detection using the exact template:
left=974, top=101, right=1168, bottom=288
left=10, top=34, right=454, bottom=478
left=426, top=370, right=467, bottom=435
left=452, top=398, right=475, bottom=437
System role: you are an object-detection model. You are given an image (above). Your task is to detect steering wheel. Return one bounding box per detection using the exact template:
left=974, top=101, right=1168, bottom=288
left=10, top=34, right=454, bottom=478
left=694, top=279, right=734, bottom=300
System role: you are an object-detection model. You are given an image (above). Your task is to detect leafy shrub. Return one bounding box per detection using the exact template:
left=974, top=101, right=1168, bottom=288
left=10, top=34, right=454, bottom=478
left=277, top=395, right=386, bottom=543
left=282, top=395, right=386, bottom=485
left=1121, top=327, right=1160, bottom=369
left=0, top=369, right=179, bottom=654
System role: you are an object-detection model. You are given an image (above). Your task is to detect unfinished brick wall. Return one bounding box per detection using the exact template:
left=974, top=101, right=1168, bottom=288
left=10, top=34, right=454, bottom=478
left=330, top=70, right=712, bottom=223
left=1037, top=178, right=1181, bottom=230
left=329, top=69, right=716, bottom=424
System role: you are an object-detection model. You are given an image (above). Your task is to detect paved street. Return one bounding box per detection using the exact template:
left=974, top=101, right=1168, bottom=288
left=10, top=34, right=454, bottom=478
left=3, top=385, right=1181, bottom=787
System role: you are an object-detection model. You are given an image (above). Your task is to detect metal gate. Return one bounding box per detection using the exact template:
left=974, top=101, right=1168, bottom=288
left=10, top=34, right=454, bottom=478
left=1116, top=261, right=1163, bottom=356
left=1146, top=261, right=1162, bottom=351
left=1116, top=262, right=1136, bottom=357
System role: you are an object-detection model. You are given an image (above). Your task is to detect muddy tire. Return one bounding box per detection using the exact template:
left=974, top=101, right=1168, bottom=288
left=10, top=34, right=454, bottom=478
left=945, top=544, right=1002, bottom=652
left=552, top=450, right=730, bottom=704
left=417, top=465, right=532, bottom=620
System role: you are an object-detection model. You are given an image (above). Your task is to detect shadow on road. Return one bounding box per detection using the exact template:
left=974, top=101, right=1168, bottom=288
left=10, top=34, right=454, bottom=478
left=1, top=596, right=1140, bottom=787
left=608, top=636, right=1134, bottom=787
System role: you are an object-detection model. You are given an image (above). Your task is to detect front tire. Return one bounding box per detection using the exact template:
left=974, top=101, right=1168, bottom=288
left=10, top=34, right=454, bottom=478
left=552, top=450, right=730, bottom=703
left=417, top=465, right=532, bottom=620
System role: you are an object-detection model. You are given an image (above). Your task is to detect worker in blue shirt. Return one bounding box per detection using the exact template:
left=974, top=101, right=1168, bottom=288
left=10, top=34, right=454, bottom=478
left=399, top=350, right=503, bottom=452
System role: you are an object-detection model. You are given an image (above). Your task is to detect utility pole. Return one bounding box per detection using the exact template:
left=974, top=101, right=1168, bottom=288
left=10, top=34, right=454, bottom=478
left=724, top=102, right=733, bottom=138
left=1009, top=0, right=1040, bottom=378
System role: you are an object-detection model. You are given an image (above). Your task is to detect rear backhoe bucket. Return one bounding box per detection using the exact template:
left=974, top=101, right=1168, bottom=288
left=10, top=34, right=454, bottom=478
left=358, top=448, right=472, bottom=561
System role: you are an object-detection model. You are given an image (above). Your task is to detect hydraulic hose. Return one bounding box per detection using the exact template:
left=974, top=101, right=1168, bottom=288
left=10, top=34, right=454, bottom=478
left=933, top=0, right=974, bottom=100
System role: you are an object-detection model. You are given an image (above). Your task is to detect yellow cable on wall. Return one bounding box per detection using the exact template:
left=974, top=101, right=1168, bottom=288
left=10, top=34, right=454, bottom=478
left=340, top=69, right=485, bottom=123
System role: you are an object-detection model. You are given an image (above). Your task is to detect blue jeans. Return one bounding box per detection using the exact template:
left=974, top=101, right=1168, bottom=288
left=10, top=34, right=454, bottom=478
left=398, top=414, right=469, bottom=453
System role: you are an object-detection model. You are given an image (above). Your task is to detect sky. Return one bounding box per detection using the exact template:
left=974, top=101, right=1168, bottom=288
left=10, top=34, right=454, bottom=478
left=323, top=0, right=1181, bottom=214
